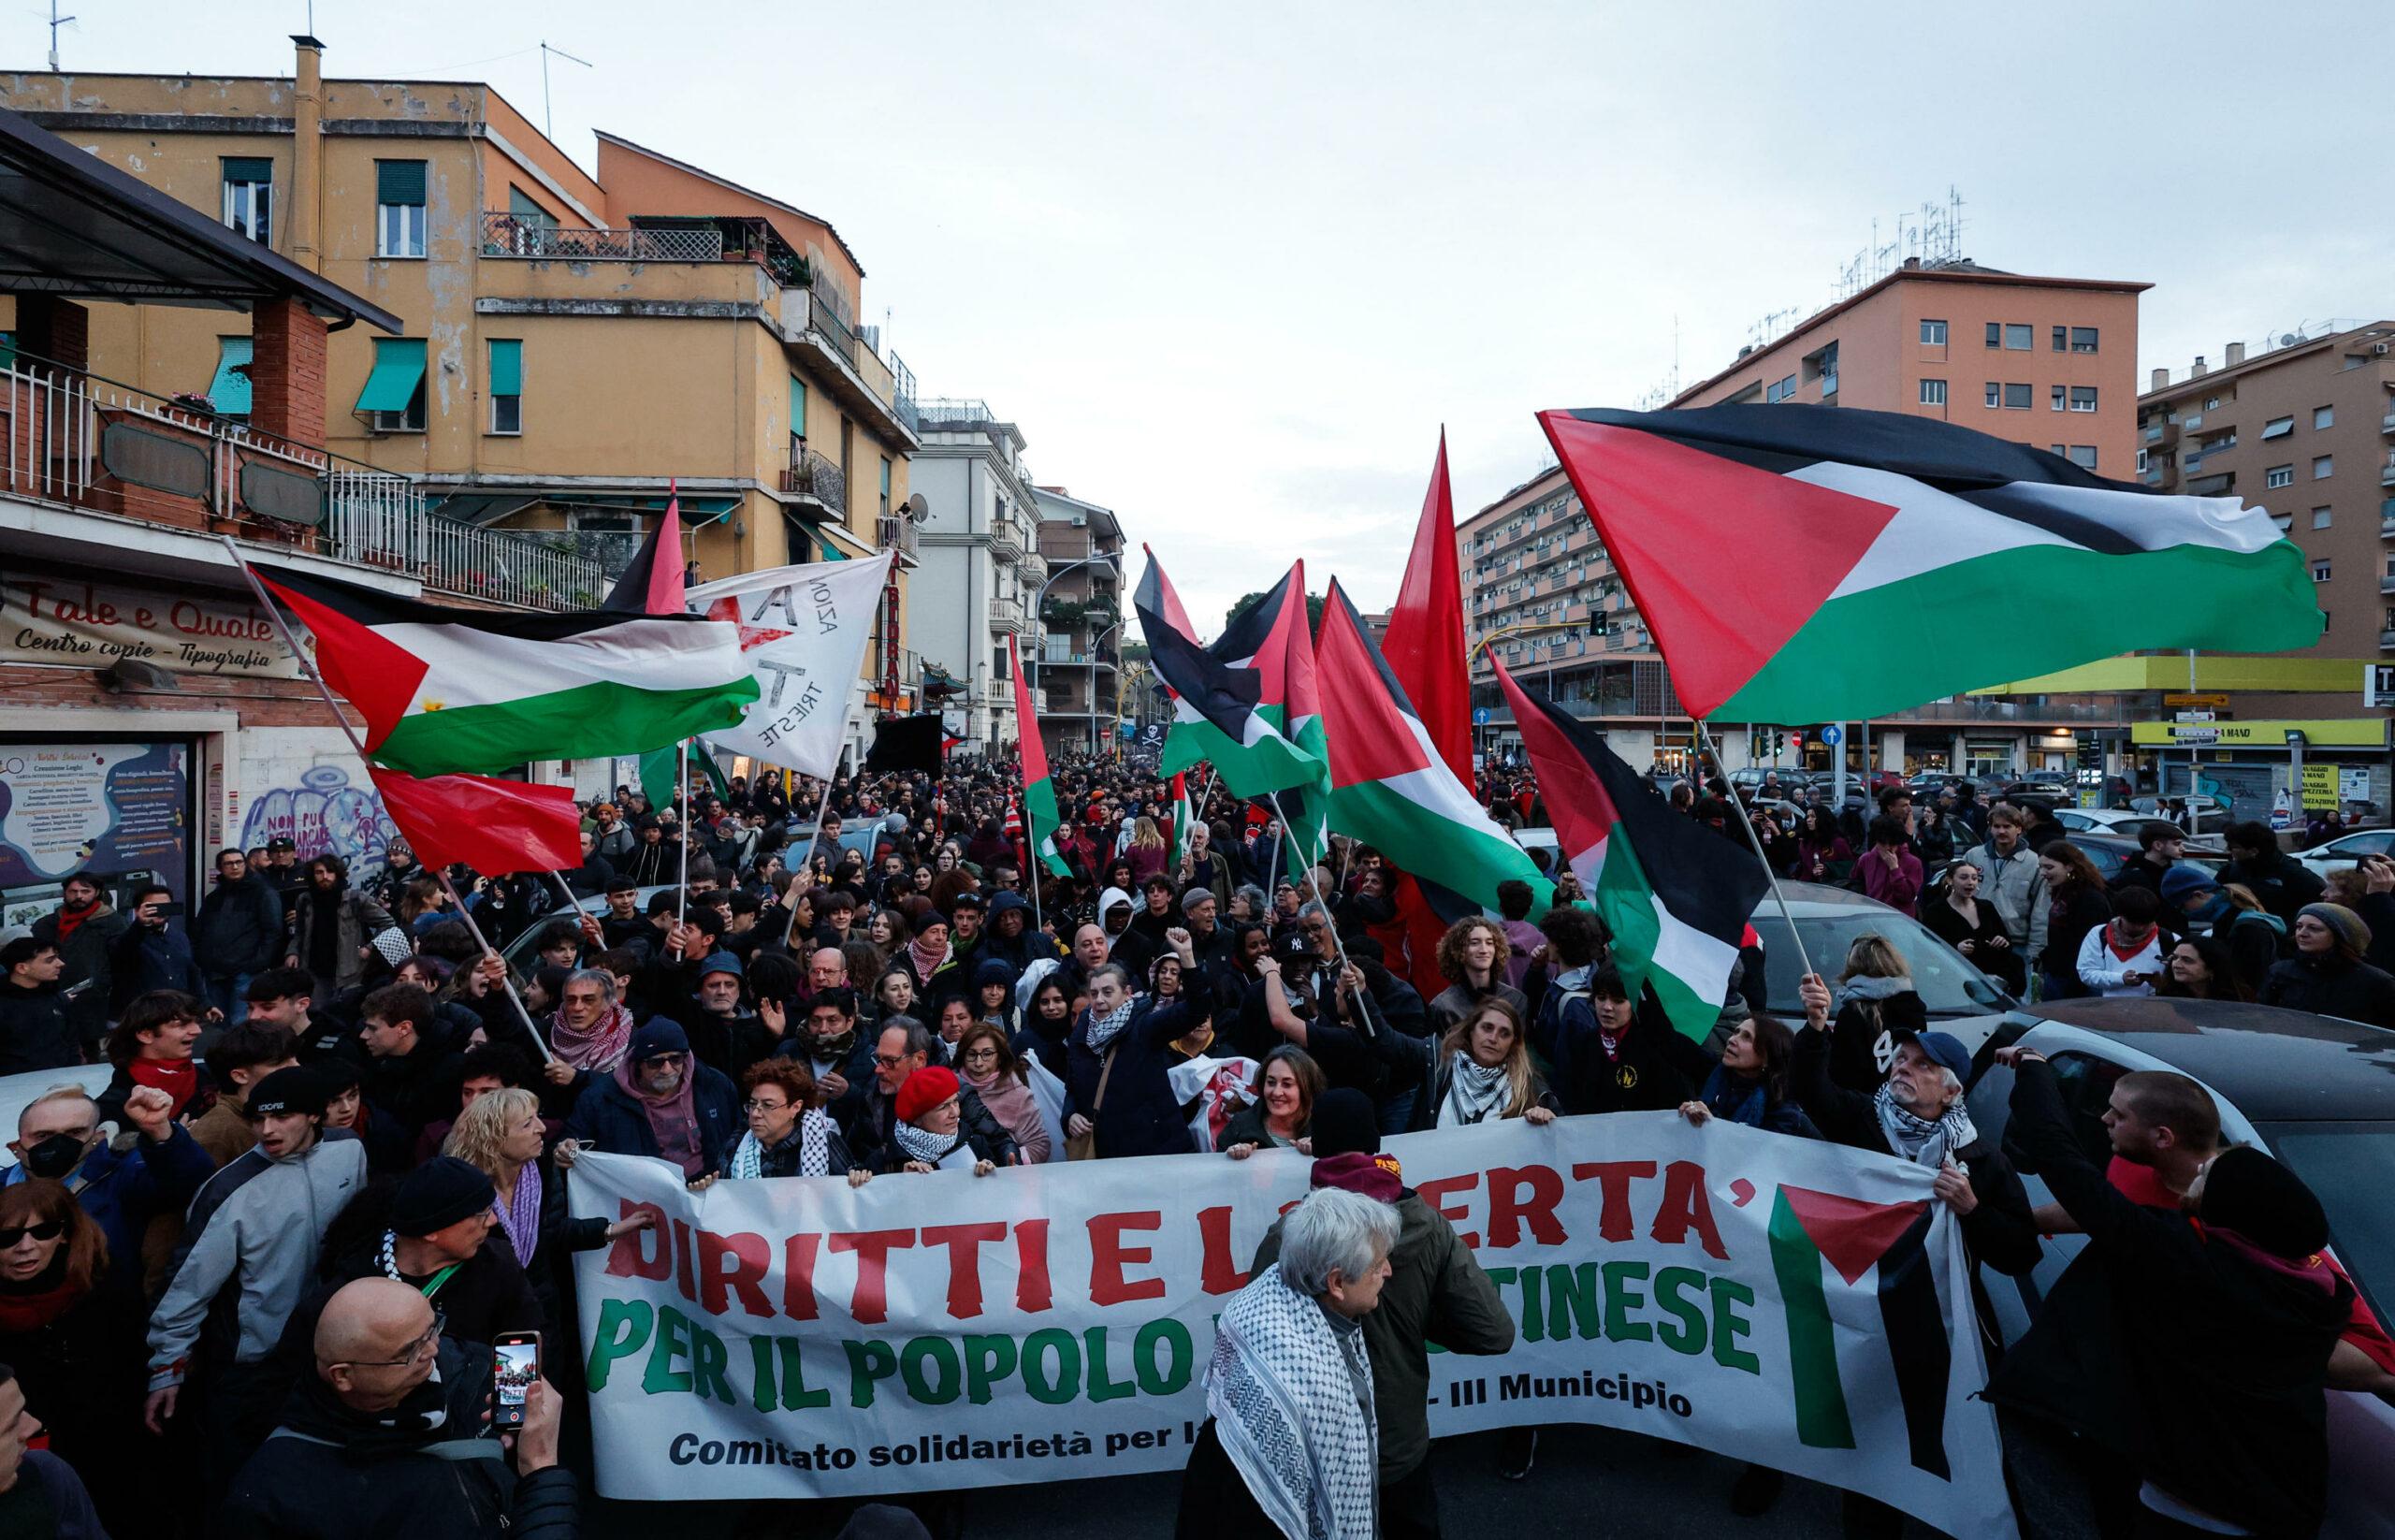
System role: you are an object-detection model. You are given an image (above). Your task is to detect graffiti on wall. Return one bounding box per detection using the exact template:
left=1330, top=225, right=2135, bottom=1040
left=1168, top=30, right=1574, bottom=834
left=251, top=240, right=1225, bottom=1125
left=237, top=763, right=396, bottom=867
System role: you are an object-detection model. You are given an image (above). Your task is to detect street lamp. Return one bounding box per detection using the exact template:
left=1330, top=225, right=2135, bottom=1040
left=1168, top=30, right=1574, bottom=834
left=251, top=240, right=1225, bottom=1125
left=1027, top=553, right=1121, bottom=754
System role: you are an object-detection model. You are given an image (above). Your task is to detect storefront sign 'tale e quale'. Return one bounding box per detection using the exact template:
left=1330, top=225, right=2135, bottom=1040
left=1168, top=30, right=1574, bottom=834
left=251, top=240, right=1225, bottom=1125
left=0, top=574, right=299, bottom=678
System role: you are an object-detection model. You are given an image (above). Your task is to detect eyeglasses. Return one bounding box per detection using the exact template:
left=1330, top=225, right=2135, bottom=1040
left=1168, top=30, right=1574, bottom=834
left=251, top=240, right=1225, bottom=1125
left=0, top=1221, right=64, bottom=1248
left=338, top=1309, right=446, bottom=1370
left=742, top=1098, right=791, bottom=1113
left=872, top=1053, right=912, bottom=1069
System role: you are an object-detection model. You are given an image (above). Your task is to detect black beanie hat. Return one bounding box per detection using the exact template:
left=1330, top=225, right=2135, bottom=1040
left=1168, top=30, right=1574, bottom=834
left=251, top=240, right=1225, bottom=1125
left=391, top=1155, right=498, bottom=1237
left=1309, top=1088, right=1380, bottom=1159
left=245, top=1065, right=329, bottom=1121
left=2201, top=1146, right=2329, bottom=1259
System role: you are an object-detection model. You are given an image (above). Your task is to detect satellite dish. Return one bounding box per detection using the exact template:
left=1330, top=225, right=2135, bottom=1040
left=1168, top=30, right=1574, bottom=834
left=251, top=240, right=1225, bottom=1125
left=904, top=492, right=931, bottom=526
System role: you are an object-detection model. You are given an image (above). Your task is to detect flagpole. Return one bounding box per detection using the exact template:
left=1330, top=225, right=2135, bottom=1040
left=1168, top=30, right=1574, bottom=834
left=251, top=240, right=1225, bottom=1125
left=547, top=871, right=585, bottom=923
left=781, top=771, right=835, bottom=950
left=217, top=539, right=562, bottom=1065
left=675, top=737, right=691, bottom=926
left=435, top=870, right=557, bottom=1065
left=1269, top=790, right=1372, bottom=1036
left=1693, top=717, right=1817, bottom=985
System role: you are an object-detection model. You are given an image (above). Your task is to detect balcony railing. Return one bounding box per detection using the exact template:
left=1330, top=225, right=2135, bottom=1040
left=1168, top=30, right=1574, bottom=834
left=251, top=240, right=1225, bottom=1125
left=0, top=356, right=593, bottom=609
left=876, top=512, right=919, bottom=565
left=2381, top=412, right=2395, bottom=435
left=480, top=212, right=725, bottom=262
left=782, top=447, right=847, bottom=512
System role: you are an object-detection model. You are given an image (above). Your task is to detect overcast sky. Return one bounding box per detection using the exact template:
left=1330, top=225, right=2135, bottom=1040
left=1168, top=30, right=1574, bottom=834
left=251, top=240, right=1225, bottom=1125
left=45, top=2, right=2393, bottom=634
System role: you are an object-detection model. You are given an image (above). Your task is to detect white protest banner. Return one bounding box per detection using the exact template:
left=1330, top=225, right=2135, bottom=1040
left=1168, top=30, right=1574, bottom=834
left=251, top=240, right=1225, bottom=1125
left=685, top=553, right=893, bottom=778
left=569, top=1115, right=2016, bottom=1540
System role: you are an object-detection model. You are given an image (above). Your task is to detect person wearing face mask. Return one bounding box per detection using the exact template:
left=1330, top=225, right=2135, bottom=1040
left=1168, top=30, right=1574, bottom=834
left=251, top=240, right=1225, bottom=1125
left=0, top=1181, right=145, bottom=1533
left=221, top=1277, right=574, bottom=1539
left=5, top=1083, right=209, bottom=1307
left=145, top=1065, right=368, bottom=1503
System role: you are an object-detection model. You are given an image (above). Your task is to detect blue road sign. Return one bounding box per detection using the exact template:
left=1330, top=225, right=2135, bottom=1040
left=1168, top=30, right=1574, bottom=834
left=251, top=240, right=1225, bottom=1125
left=1821, top=724, right=1844, bottom=747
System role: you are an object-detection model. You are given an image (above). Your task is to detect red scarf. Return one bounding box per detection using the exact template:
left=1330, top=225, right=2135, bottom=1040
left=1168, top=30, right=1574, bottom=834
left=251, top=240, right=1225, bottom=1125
left=51, top=903, right=94, bottom=944
left=130, top=1056, right=200, bottom=1118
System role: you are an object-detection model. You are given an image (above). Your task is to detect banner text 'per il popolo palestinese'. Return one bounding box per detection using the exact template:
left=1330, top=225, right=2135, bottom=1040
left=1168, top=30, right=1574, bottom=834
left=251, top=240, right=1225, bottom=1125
left=568, top=1114, right=2016, bottom=1540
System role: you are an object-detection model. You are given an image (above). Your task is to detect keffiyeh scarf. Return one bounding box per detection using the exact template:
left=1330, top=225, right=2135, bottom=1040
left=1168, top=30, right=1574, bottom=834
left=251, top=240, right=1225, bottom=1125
left=551, top=1001, right=635, bottom=1074
left=1874, top=1082, right=1975, bottom=1173
left=907, top=933, right=953, bottom=984
left=1083, top=996, right=1139, bottom=1054
left=1206, top=1266, right=1378, bottom=1540
left=1440, top=1055, right=1511, bottom=1127
left=729, top=1111, right=833, bottom=1179
left=892, top=1123, right=968, bottom=1168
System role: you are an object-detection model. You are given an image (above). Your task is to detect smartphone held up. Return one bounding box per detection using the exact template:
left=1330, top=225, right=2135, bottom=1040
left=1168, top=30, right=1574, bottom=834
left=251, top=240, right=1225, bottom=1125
left=493, top=1331, right=541, bottom=1430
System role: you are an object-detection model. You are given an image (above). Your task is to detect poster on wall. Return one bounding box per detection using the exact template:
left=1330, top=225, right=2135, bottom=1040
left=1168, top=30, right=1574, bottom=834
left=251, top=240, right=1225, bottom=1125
left=0, top=741, right=192, bottom=918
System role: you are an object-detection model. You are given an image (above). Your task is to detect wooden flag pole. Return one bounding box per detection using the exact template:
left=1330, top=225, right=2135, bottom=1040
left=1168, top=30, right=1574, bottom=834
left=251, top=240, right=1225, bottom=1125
left=781, top=773, right=835, bottom=950
left=674, top=738, right=691, bottom=930
left=216, top=538, right=562, bottom=1064
left=1692, top=717, right=1817, bottom=986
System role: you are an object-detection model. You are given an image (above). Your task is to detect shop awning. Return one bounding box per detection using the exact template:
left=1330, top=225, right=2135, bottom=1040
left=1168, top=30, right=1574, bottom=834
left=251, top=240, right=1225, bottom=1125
left=355, top=338, right=426, bottom=414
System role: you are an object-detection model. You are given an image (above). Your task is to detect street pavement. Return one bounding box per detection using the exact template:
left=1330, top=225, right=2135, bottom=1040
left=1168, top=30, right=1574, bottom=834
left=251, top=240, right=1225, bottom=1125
left=589, top=1426, right=1852, bottom=1537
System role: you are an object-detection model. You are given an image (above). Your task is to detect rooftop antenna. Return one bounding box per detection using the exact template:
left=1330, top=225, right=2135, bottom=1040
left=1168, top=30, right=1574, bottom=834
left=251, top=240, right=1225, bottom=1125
left=48, top=0, right=77, bottom=72
left=539, top=40, right=592, bottom=142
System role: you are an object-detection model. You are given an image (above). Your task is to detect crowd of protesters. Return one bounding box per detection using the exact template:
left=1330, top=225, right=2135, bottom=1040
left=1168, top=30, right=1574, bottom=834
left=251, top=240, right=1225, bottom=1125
left=0, top=745, right=2383, bottom=1538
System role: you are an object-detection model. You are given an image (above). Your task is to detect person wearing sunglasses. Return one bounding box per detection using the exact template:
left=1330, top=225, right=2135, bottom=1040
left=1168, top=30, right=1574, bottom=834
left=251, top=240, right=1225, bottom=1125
left=557, top=1017, right=741, bottom=1185
left=222, top=1277, right=571, bottom=1537
left=0, top=1179, right=148, bottom=1533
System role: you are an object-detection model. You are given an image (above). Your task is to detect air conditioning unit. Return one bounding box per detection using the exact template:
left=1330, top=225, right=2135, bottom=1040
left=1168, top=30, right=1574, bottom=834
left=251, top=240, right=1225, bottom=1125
left=2376, top=343, right=2391, bottom=356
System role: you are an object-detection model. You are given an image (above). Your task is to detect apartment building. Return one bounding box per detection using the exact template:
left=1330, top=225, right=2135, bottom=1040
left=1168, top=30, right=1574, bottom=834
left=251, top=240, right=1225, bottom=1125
left=1673, top=258, right=2148, bottom=476
left=0, top=37, right=926, bottom=727
left=1031, top=487, right=1125, bottom=757
left=0, top=103, right=530, bottom=909
left=910, top=400, right=1046, bottom=748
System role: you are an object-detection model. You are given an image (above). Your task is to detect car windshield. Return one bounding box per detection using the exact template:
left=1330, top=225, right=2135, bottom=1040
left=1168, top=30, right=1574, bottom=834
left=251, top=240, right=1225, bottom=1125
left=2257, top=1122, right=2393, bottom=1323
left=1751, top=909, right=2008, bottom=1019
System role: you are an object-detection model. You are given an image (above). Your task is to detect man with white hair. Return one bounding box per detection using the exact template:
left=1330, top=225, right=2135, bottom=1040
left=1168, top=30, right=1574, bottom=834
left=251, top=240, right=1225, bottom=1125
left=1176, top=1186, right=1397, bottom=1540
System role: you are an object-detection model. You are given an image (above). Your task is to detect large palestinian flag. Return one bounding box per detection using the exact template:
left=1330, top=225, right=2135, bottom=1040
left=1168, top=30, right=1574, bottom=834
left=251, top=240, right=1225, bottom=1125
left=1008, top=633, right=1070, bottom=879
left=1539, top=404, right=2322, bottom=722
left=1136, top=553, right=1324, bottom=797
left=1314, top=582, right=1548, bottom=913
left=254, top=565, right=757, bottom=777
left=1492, top=656, right=1767, bottom=1040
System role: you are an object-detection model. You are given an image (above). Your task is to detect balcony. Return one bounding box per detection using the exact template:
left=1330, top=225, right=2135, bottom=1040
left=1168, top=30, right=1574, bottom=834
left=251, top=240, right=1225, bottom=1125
left=781, top=446, right=847, bottom=514
left=2381, top=575, right=2395, bottom=595
left=2381, top=514, right=2395, bottom=538
left=2382, top=412, right=2395, bottom=435
left=0, top=356, right=595, bottom=608
left=875, top=512, right=920, bottom=568
left=2382, top=461, right=2395, bottom=487
left=482, top=213, right=725, bottom=264
left=990, top=526, right=1024, bottom=563
left=1019, top=550, right=1049, bottom=586
left=2383, top=630, right=2395, bottom=649
left=987, top=594, right=1025, bottom=632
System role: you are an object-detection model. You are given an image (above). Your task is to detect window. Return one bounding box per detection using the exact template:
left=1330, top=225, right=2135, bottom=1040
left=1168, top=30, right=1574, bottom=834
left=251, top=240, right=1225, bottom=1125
left=2068, top=445, right=2098, bottom=469
left=375, top=160, right=428, bottom=258
left=1919, top=378, right=1946, bottom=406
left=2051, top=385, right=2067, bottom=412
left=2315, top=455, right=2335, bottom=479
left=1984, top=322, right=2002, bottom=348
left=2071, top=327, right=2098, bottom=353
left=878, top=456, right=893, bottom=518
left=2137, top=449, right=2149, bottom=472
left=2004, top=324, right=2033, bottom=350
left=2315, top=405, right=2336, bottom=429
left=1984, top=382, right=2002, bottom=409
left=788, top=376, right=808, bottom=444
left=2314, top=506, right=2334, bottom=530
left=2272, top=512, right=2295, bottom=532
left=355, top=338, right=428, bottom=432
left=1920, top=319, right=1947, bottom=345
left=2313, top=561, right=2332, bottom=582
left=2204, top=396, right=2222, bottom=411
left=487, top=339, right=522, bottom=434
left=506, top=184, right=557, bottom=231
left=2003, top=383, right=2032, bottom=410
left=2052, top=326, right=2068, bottom=353
left=2069, top=386, right=2098, bottom=413
left=2262, top=415, right=2294, bottom=440
left=221, top=157, right=271, bottom=244
left=209, top=337, right=253, bottom=417
left=1765, top=373, right=1797, bottom=403
left=2266, top=465, right=2294, bottom=488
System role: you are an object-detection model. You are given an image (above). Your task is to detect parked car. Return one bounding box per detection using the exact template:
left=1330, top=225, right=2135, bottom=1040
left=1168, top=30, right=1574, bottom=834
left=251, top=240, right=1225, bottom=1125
left=2054, top=807, right=2228, bottom=853
left=2298, top=828, right=2395, bottom=880
left=1746, top=880, right=2014, bottom=1053
left=1966, top=996, right=2395, bottom=1538
left=2127, top=792, right=2231, bottom=836
left=500, top=884, right=674, bottom=975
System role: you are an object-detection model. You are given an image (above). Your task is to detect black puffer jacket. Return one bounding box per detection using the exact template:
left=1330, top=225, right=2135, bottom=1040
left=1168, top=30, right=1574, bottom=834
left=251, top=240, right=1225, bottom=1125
left=2257, top=950, right=2395, bottom=1028
left=1988, top=1060, right=2349, bottom=1539
left=220, top=1342, right=579, bottom=1540
left=195, top=872, right=288, bottom=976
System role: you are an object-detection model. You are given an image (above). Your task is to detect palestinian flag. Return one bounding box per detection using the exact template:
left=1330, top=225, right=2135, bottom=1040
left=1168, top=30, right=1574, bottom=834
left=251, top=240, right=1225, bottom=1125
left=602, top=479, right=686, bottom=614
left=1009, top=633, right=1070, bottom=878
left=1382, top=429, right=1475, bottom=787
left=1157, top=559, right=1331, bottom=863
left=1314, top=582, right=1548, bottom=914
left=1493, top=657, right=1768, bottom=1040
left=1767, top=1187, right=1952, bottom=1480
left=1168, top=772, right=1194, bottom=864
left=1538, top=403, right=2322, bottom=722
left=1137, top=552, right=1325, bottom=798
left=253, top=565, right=756, bottom=778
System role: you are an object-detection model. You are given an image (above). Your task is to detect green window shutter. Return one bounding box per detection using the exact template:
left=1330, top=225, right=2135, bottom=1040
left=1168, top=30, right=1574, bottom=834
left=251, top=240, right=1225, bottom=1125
left=210, top=337, right=254, bottom=415
left=879, top=458, right=892, bottom=495
left=376, top=160, right=427, bottom=206
left=223, top=156, right=272, bottom=183
left=0, top=331, right=16, bottom=370
left=788, top=376, right=807, bottom=438
left=356, top=338, right=428, bottom=413
left=820, top=531, right=847, bottom=560
left=487, top=339, right=522, bottom=397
